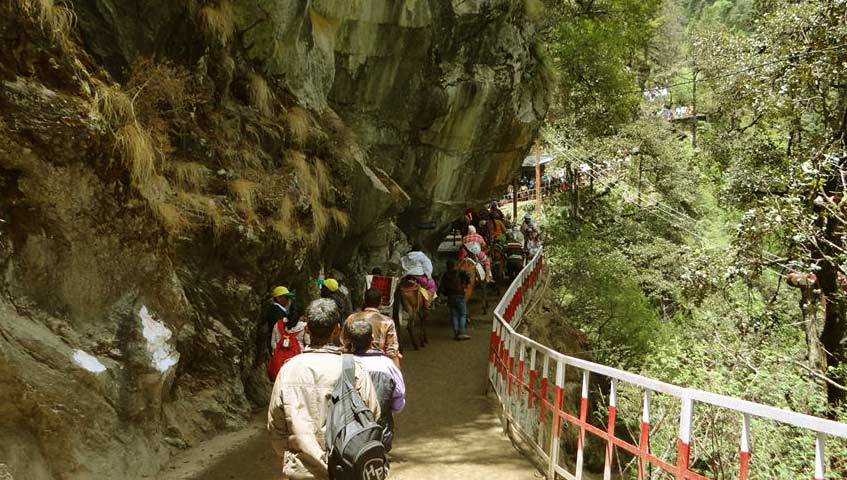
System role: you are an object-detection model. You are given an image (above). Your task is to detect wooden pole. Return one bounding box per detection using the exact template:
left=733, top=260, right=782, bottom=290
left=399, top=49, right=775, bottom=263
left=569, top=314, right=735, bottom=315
left=535, top=142, right=542, bottom=215
left=513, top=168, right=519, bottom=224
left=692, top=69, right=698, bottom=148
left=637, top=155, right=642, bottom=206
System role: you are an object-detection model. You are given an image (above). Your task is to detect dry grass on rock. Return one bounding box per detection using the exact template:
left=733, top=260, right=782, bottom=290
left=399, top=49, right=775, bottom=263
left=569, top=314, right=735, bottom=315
left=152, top=199, right=189, bottom=233
left=229, top=179, right=258, bottom=222
left=283, top=151, right=347, bottom=246
left=247, top=72, right=273, bottom=117
left=170, top=162, right=209, bottom=191
left=198, top=1, right=234, bottom=45
left=177, top=192, right=225, bottom=238
left=285, top=107, right=311, bottom=146
left=94, top=83, right=134, bottom=125
left=114, top=123, right=157, bottom=190
left=21, top=0, right=76, bottom=48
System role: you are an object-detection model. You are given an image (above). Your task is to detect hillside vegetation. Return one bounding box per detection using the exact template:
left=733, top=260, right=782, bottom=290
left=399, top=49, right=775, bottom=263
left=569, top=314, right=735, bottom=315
left=532, top=0, right=847, bottom=477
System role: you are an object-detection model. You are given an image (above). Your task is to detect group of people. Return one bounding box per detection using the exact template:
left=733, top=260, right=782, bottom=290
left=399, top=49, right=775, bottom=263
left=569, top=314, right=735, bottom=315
left=656, top=104, right=694, bottom=120
left=644, top=86, right=670, bottom=102
left=266, top=285, right=405, bottom=479
left=263, top=255, right=479, bottom=479
left=458, top=203, right=540, bottom=264
left=262, top=206, right=543, bottom=478
left=504, top=173, right=570, bottom=205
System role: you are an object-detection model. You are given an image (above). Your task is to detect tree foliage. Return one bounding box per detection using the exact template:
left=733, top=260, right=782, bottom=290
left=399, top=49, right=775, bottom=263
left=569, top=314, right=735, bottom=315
left=540, top=0, right=663, bottom=135
left=695, top=0, right=847, bottom=409
left=535, top=0, right=847, bottom=475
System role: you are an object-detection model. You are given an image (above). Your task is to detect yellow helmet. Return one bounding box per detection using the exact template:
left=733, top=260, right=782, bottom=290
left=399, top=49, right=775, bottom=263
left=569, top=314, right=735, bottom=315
left=270, top=286, right=295, bottom=299
left=322, top=278, right=340, bottom=292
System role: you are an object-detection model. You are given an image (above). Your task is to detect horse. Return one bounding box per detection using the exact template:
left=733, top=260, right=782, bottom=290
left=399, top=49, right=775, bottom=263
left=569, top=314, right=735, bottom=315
left=488, top=244, right=508, bottom=285
left=457, top=257, right=488, bottom=323
left=504, top=243, right=526, bottom=280
left=393, top=277, right=428, bottom=350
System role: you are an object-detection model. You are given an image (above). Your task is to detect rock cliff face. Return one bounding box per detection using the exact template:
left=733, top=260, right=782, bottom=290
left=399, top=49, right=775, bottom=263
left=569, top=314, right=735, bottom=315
left=0, top=1, right=547, bottom=478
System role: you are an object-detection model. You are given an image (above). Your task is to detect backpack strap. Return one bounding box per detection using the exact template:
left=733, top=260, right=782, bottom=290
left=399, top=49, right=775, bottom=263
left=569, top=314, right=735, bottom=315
left=273, top=320, right=286, bottom=349
left=342, top=353, right=355, bottom=385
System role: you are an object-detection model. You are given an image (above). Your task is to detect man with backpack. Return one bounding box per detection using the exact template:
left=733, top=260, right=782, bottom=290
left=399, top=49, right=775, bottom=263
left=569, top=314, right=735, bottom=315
left=342, top=318, right=405, bottom=453
left=268, top=298, right=381, bottom=479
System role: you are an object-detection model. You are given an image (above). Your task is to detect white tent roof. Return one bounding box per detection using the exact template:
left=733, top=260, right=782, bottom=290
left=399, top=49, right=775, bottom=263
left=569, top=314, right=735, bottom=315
left=522, top=154, right=555, bottom=168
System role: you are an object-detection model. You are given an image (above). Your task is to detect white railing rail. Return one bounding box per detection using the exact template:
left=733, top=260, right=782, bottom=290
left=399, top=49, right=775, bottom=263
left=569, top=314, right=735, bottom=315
left=488, top=246, right=847, bottom=480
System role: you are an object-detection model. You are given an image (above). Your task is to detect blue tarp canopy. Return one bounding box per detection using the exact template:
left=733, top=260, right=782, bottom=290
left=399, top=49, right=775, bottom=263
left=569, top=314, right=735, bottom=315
left=522, top=153, right=555, bottom=168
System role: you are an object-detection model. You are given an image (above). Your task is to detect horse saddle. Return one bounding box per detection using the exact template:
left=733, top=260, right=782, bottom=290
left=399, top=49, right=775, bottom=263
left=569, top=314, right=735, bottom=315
left=400, top=278, right=433, bottom=306
left=463, top=259, right=486, bottom=281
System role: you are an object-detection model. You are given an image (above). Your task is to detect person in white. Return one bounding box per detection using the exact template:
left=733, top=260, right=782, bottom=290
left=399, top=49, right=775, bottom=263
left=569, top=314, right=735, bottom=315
left=400, top=243, right=437, bottom=301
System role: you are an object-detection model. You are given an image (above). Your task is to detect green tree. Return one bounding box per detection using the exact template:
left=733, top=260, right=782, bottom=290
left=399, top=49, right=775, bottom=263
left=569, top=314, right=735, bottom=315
left=695, top=0, right=847, bottom=410
left=541, top=0, right=664, bottom=135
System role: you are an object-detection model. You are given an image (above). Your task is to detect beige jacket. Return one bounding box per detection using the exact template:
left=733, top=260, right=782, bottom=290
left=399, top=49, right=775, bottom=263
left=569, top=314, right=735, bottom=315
left=267, top=346, right=381, bottom=479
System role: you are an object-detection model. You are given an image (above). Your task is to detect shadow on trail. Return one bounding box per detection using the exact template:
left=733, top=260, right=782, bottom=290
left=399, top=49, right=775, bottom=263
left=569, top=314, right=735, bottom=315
left=388, top=300, right=538, bottom=480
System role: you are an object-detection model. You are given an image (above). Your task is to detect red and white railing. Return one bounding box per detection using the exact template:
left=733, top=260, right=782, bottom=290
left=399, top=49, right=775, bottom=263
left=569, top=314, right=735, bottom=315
left=488, top=246, right=847, bottom=479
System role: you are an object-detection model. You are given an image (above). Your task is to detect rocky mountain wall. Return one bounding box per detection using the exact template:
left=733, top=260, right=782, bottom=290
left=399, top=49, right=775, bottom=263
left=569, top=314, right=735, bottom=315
left=0, top=1, right=547, bottom=478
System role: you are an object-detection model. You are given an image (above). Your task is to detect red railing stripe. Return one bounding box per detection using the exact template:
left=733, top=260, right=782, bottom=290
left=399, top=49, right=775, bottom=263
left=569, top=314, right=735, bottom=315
left=638, top=422, right=650, bottom=480
left=739, top=451, right=750, bottom=480
left=528, top=370, right=536, bottom=408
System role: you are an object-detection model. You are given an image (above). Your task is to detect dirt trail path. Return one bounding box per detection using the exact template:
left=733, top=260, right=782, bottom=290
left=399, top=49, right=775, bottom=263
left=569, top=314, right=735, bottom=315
left=161, top=300, right=540, bottom=480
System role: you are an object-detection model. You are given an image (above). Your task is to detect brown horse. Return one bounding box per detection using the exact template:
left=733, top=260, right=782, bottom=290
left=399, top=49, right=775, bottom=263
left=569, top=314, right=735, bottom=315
left=393, top=278, right=428, bottom=350
left=488, top=245, right=508, bottom=285
left=458, top=257, right=488, bottom=323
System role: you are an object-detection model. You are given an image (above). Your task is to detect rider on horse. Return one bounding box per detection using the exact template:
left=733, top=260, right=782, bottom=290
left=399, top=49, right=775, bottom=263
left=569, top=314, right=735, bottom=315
left=506, top=225, right=525, bottom=246
left=458, top=225, right=495, bottom=284
left=400, top=244, right=437, bottom=305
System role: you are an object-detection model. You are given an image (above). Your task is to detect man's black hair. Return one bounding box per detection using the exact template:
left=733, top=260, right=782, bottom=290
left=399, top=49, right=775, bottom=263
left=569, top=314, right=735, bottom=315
left=364, top=288, right=382, bottom=308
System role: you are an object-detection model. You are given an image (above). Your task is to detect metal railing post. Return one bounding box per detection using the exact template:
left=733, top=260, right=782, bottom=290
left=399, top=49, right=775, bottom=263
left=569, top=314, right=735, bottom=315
left=675, top=396, right=693, bottom=480
left=603, top=379, right=618, bottom=480
left=576, top=371, right=590, bottom=480
left=538, top=353, right=550, bottom=449
left=815, top=433, right=826, bottom=480
left=548, top=357, right=565, bottom=479
left=739, top=413, right=751, bottom=480
left=529, top=348, right=537, bottom=410
left=638, top=390, right=651, bottom=480
left=505, top=334, right=515, bottom=433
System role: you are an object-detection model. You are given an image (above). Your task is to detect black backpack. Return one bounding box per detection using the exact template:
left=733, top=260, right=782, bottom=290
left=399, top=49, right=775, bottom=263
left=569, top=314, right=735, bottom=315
left=326, top=354, right=387, bottom=480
